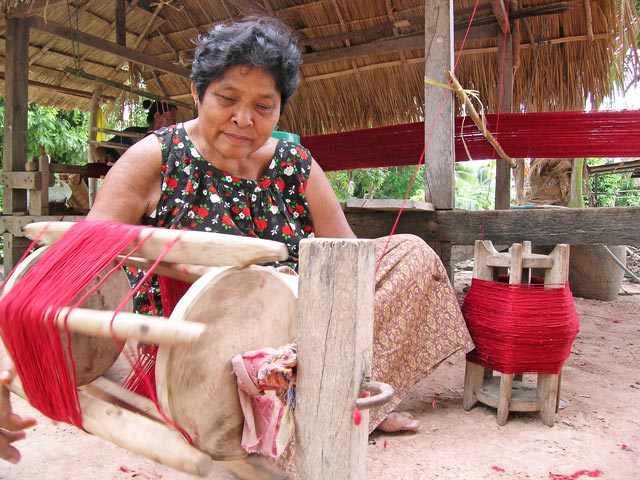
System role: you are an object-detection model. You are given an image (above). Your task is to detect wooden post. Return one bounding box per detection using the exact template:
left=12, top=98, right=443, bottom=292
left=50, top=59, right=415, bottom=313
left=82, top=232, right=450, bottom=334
left=2, top=17, right=30, bottom=276
left=295, top=238, right=375, bottom=479
left=28, top=146, right=50, bottom=215
left=88, top=87, right=103, bottom=206
left=424, top=0, right=455, bottom=210
left=494, top=5, right=514, bottom=211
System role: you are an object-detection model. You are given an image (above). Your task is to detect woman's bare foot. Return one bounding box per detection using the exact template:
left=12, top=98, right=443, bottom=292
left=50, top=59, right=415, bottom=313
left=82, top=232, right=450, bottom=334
left=376, top=411, right=419, bottom=433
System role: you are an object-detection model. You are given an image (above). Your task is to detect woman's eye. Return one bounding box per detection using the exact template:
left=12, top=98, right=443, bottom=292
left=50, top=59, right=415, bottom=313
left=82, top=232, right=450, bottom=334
left=256, top=104, right=273, bottom=112
left=217, top=95, right=235, bottom=103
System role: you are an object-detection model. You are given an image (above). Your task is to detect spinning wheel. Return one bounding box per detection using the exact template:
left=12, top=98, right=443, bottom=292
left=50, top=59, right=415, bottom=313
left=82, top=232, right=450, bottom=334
left=2, top=221, right=297, bottom=478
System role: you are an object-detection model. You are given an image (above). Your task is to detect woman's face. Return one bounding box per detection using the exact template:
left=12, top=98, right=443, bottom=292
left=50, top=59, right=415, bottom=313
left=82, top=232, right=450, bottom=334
left=192, top=65, right=281, bottom=161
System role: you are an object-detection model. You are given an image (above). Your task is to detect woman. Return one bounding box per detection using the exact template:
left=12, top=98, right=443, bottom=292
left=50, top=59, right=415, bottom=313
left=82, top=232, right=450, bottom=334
left=0, top=14, right=473, bottom=463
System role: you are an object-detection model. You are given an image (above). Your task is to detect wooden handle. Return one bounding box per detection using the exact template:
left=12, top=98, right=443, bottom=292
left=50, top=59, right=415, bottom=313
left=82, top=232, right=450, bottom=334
left=8, top=377, right=213, bottom=477
left=23, top=221, right=289, bottom=267
left=52, top=306, right=205, bottom=345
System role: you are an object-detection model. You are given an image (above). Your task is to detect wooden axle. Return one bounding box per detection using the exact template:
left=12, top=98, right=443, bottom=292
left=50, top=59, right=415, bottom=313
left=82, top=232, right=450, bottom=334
left=23, top=221, right=289, bottom=267
left=51, top=306, right=206, bottom=346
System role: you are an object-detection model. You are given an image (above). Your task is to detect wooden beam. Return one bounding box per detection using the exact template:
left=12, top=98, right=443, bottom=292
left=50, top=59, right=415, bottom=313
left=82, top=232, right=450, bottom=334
left=3, top=17, right=29, bottom=215
left=62, top=66, right=192, bottom=109
left=494, top=20, right=514, bottom=210
left=5, top=0, right=68, bottom=18
left=28, top=16, right=190, bottom=78
left=491, top=0, right=511, bottom=34
left=424, top=0, right=455, bottom=210
left=115, top=0, right=127, bottom=46
left=584, top=0, right=594, bottom=41
left=0, top=72, right=115, bottom=101
left=344, top=207, right=640, bottom=246
left=302, top=33, right=425, bottom=65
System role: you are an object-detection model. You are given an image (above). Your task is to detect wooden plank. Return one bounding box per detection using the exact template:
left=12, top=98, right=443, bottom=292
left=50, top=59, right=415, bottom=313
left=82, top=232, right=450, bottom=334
left=424, top=0, right=455, bottom=209
left=49, top=164, right=90, bottom=175
left=295, top=238, right=375, bottom=479
left=28, top=16, right=190, bottom=78
left=495, top=23, right=514, bottom=210
left=3, top=17, right=30, bottom=215
left=345, top=198, right=434, bottom=211
left=0, top=172, right=42, bottom=189
left=344, top=207, right=640, bottom=245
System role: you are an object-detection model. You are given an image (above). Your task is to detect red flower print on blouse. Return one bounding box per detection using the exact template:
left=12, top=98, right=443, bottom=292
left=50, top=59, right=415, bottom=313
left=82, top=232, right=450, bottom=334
left=276, top=179, right=285, bottom=191
left=282, top=224, right=294, bottom=236
left=166, top=177, right=178, bottom=189
left=222, top=214, right=235, bottom=227
left=296, top=147, right=308, bottom=160
left=253, top=218, right=268, bottom=230
left=185, top=181, right=194, bottom=193
left=194, top=206, right=209, bottom=218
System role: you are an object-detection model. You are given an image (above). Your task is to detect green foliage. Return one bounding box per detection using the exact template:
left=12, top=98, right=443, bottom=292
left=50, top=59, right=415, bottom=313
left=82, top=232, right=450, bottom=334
left=588, top=158, right=640, bottom=207
left=325, top=161, right=495, bottom=210
left=26, top=104, right=89, bottom=165
left=326, top=166, right=425, bottom=202
left=454, top=161, right=495, bottom=210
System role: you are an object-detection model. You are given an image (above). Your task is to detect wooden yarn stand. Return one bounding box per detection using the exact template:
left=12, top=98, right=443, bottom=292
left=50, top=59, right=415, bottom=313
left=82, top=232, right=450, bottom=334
left=3, top=221, right=379, bottom=479
left=462, top=240, right=570, bottom=427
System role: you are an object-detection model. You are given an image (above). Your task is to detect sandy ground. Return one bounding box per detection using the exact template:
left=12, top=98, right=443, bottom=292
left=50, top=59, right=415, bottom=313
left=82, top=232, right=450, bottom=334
left=1, top=276, right=639, bottom=480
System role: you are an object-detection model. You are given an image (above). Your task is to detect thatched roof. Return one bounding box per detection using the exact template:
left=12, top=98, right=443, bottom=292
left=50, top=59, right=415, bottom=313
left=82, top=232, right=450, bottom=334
left=1, top=0, right=638, bottom=136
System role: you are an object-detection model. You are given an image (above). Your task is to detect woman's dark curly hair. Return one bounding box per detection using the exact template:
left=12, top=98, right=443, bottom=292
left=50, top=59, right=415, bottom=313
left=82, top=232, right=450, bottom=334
left=191, top=16, right=302, bottom=112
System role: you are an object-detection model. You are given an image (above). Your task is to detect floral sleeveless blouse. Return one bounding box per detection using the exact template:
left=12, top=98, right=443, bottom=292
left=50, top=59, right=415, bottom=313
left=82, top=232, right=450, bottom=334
left=129, top=123, right=314, bottom=315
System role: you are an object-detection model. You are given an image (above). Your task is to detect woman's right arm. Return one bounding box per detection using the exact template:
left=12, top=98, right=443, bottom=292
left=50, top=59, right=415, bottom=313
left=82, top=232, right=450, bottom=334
left=87, top=134, right=163, bottom=224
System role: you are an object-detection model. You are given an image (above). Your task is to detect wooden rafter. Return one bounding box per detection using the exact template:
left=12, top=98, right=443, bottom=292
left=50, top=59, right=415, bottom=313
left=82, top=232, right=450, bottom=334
left=28, top=16, right=190, bottom=77
left=490, top=0, right=511, bottom=34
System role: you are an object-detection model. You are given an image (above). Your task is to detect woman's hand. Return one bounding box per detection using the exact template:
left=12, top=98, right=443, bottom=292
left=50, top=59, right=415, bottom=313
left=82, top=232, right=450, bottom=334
left=0, top=357, right=36, bottom=464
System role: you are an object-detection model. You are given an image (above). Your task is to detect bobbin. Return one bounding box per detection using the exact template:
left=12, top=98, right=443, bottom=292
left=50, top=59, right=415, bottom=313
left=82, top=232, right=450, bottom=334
left=461, top=240, right=571, bottom=427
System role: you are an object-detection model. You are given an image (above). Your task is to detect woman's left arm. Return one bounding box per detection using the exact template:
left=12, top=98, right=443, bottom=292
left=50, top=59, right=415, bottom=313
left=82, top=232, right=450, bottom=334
left=305, top=158, right=356, bottom=239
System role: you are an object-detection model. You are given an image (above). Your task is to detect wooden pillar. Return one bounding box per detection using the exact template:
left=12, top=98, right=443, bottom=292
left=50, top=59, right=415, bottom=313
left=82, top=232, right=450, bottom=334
left=424, top=0, right=455, bottom=210
left=2, top=17, right=30, bottom=276
left=295, top=238, right=375, bottom=479
left=425, top=0, right=455, bottom=281
left=88, top=87, right=103, bottom=207
left=494, top=8, right=514, bottom=210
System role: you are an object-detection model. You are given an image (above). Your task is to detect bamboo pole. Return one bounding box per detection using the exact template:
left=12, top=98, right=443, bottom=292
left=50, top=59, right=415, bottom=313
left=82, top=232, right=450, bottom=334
left=446, top=71, right=516, bottom=168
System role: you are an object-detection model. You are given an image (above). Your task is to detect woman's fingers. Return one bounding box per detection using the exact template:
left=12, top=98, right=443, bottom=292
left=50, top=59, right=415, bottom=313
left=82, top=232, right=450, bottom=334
left=0, top=430, right=26, bottom=464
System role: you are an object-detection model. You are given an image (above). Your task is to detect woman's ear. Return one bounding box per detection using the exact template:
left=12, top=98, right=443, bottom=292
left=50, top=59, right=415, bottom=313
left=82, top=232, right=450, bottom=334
left=191, top=83, right=199, bottom=108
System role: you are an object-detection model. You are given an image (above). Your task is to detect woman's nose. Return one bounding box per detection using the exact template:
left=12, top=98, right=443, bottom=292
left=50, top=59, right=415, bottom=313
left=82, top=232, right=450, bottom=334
left=232, top=106, right=253, bottom=127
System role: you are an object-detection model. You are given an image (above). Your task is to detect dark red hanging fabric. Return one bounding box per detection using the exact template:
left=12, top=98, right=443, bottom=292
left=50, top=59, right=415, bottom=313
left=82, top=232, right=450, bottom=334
left=461, top=278, right=580, bottom=375
left=302, top=110, right=640, bottom=171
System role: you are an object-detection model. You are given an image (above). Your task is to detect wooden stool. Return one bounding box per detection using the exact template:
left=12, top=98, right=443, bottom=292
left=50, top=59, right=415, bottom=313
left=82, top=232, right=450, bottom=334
left=462, top=240, right=570, bottom=427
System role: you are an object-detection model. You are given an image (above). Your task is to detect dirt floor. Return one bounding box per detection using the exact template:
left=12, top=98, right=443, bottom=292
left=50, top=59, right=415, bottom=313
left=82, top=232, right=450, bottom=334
left=1, top=268, right=639, bottom=480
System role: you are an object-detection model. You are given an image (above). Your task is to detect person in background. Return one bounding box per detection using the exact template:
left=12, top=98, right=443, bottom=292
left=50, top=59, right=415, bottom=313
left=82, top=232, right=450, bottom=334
left=102, top=100, right=178, bottom=165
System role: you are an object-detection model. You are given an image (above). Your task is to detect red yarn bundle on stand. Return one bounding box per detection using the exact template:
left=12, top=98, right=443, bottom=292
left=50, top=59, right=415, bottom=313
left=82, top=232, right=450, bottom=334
left=461, top=278, right=580, bottom=375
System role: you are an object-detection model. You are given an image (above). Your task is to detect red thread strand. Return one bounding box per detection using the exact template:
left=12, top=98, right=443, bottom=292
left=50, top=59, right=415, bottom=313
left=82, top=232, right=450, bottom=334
left=0, top=221, right=144, bottom=427
left=462, top=278, right=580, bottom=374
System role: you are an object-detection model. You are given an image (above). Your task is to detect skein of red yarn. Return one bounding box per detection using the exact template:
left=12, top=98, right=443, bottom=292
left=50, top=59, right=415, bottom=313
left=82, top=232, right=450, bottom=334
left=462, top=278, right=580, bottom=374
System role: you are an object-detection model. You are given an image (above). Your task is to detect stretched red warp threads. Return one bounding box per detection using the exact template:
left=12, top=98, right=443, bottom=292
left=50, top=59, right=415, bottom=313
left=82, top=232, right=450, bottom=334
left=0, top=221, right=144, bottom=427
left=461, top=278, right=580, bottom=374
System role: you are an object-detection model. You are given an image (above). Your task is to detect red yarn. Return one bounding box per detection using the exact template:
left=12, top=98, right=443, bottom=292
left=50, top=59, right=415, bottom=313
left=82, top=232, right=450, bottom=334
left=461, top=278, right=580, bottom=374
left=0, top=221, right=144, bottom=427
